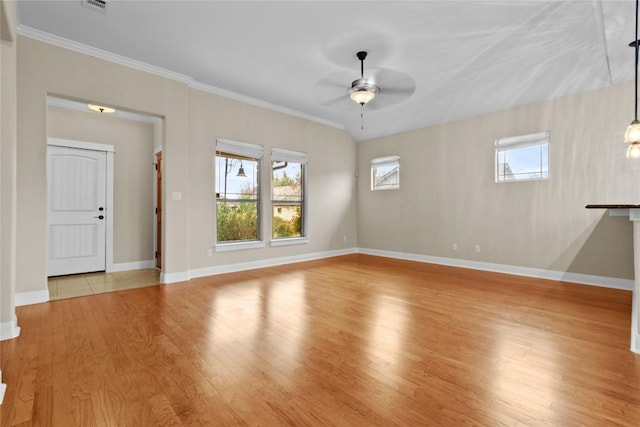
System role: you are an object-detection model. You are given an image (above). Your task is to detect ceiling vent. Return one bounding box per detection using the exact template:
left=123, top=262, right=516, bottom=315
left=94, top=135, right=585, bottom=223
left=81, top=0, right=108, bottom=14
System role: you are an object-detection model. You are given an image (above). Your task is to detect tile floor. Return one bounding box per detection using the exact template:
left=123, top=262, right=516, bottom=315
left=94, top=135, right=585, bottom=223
left=48, top=269, right=161, bottom=300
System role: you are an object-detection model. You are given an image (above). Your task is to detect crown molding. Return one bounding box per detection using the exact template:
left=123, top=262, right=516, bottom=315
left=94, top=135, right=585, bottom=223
left=18, top=25, right=345, bottom=131
left=188, top=81, right=344, bottom=130
left=17, top=25, right=193, bottom=83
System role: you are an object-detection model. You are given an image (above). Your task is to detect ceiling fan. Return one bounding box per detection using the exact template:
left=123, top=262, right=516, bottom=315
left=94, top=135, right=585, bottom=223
left=313, top=50, right=416, bottom=114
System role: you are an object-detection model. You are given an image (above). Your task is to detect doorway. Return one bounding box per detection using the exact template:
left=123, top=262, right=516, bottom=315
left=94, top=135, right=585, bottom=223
left=47, top=139, right=114, bottom=277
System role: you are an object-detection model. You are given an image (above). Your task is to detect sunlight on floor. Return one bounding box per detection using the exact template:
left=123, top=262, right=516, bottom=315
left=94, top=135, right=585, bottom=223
left=47, top=269, right=160, bottom=300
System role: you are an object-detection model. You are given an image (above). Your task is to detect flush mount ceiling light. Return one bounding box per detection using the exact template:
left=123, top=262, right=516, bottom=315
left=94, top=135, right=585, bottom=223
left=88, top=104, right=115, bottom=114
left=350, top=51, right=379, bottom=106
left=626, top=0, right=640, bottom=158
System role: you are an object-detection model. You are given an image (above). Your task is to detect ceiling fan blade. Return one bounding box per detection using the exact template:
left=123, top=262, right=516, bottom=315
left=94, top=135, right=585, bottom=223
left=366, top=68, right=416, bottom=111
left=313, top=71, right=352, bottom=108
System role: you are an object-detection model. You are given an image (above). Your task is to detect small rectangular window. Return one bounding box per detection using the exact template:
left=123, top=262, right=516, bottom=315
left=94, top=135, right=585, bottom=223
left=271, top=148, right=308, bottom=239
left=495, top=131, right=549, bottom=182
left=371, top=155, right=400, bottom=191
left=215, top=139, right=263, bottom=244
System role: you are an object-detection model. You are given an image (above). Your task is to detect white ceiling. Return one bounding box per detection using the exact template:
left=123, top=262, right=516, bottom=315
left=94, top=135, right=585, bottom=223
left=17, top=1, right=637, bottom=142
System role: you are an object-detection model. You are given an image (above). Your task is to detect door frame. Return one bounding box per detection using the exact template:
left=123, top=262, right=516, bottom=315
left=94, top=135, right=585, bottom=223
left=153, top=147, right=162, bottom=270
left=47, top=137, right=115, bottom=272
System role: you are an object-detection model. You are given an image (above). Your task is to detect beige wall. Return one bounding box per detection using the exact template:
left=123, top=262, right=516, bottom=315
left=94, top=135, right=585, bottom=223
left=17, top=35, right=190, bottom=294
left=187, top=89, right=357, bottom=269
left=358, top=82, right=637, bottom=280
left=47, top=107, right=155, bottom=264
left=16, top=35, right=358, bottom=297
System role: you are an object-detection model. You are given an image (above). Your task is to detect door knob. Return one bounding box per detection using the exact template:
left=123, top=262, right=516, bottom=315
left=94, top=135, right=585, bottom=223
left=98, top=207, right=104, bottom=211
left=94, top=215, right=104, bottom=220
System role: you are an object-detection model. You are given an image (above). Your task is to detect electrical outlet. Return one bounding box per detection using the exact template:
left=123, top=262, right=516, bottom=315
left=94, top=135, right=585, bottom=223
left=452, top=243, right=457, bottom=251
left=475, top=245, right=481, bottom=253
left=343, top=235, right=347, bottom=243
left=207, top=248, right=213, bottom=257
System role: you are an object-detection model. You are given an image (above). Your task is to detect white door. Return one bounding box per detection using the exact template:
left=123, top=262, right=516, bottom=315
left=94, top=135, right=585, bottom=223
left=48, top=145, right=107, bottom=276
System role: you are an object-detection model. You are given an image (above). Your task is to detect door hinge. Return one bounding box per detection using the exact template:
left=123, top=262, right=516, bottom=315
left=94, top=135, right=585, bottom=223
left=155, top=207, right=158, bottom=214
left=154, top=163, right=158, bottom=170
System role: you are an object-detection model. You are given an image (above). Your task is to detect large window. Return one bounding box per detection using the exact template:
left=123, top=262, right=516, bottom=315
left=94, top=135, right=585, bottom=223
left=215, top=139, right=263, bottom=244
left=496, top=131, right=549, bottom=182
left=271, top=148, right=307, bottom=240
left=371, top=155, right=400, bottom=191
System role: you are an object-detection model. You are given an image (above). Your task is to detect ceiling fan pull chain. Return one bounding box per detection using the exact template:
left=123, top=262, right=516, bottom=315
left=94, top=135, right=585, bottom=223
left=361, top=105, right=364, bottom=131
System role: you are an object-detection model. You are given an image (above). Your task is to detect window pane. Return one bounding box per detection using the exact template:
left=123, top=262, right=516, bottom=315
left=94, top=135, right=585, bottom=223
left=372, top=164, right=399, bottom=190
left=216, top=201, right=258, bottom=242
left=215, top=154, right=259, bottom=199
left=216, top=151, right=260, bottom=243
left=272, top=161, right=304, bottom=239
left=497, top=143, right=549, bottom=181
left=272, top=204, right=302, bottom=238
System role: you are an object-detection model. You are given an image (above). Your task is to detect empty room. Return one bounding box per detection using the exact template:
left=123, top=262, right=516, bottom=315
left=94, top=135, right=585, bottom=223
left=1, top=1, right=640, bottom=425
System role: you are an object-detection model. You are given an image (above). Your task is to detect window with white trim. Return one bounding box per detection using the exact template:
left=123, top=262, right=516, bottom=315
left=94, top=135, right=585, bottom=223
left=271, top=148, right=307, bottom=239
left=371, top=155, right=400, bottom=190
left=215, top=139, right=263, bottom=244
left=495, top=131, right=549, bottom=182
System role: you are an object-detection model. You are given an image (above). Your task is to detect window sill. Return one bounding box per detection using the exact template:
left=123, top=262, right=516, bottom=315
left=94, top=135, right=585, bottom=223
left=215, top=240, right=266, bottom=252
left=270, top=237, right=309, bottom=247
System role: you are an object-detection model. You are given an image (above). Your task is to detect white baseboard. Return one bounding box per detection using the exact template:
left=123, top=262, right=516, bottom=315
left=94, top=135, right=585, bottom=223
left=187, top=247, right=358, bottom=280
left=160, top=247, right=358, bottom=284
left=15, top=290, right=49, bottom=307
left=109, top=260, right=155, bottom=272
left=0, top=370, right=5, bottom=405
left=160, top=270, right=190, bottom=284
left=0, top=316, right=20, bottom=341
left=632, top=333, right=640, bottom=354
left=357, top=248, right=634, bottom=291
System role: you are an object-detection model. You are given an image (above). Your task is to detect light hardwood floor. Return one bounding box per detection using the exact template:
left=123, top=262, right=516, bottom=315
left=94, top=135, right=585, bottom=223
left=1, top=254, right=639, bottom=426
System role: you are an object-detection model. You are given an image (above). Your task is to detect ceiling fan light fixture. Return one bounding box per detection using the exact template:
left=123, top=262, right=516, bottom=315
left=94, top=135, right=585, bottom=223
left=350, top=88, right=377, bottom=105
left=350, top=79, right=379, bottom=105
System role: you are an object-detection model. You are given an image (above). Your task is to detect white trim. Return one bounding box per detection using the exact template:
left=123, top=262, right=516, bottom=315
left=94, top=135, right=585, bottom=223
left=216, top=138, right=264, bottom=159
left=47, top=137, right=114, bottom=153
left=270, top=237, right=309, bottom=247
left=215, top=240, right=266, bottom=252
left=357, top=248, right=634, bottom=291
left=18, top=25, right=193, bottom=84
left=0, top=316, right=20, bottom=340
left=105, top=150, right=115, bottom=272
left=190, top=248, right=357, bottom=279
left=15, top=290, right=49, bottom=306
left=0, top=371, right=6, bottom=405
left=271, top=148, right=309, bottom=164
left=48, top=139, right=115, bottom=275
left=496, top=131, right=550, bottom=148
left=160, top=271, right=189, bottom=284
left=110, top=260, right=155, bottom=272
left=370, top=155, right=400, bottom=167
left=632, top=288, right=639, bottom=354
left=18, top=25, right=343, bottom=132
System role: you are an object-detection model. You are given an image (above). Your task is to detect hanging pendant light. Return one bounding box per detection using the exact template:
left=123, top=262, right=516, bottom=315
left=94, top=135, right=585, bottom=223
left=626, top=0, right=640, bottom=157
left=236, top=161, right=247, bottom=177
